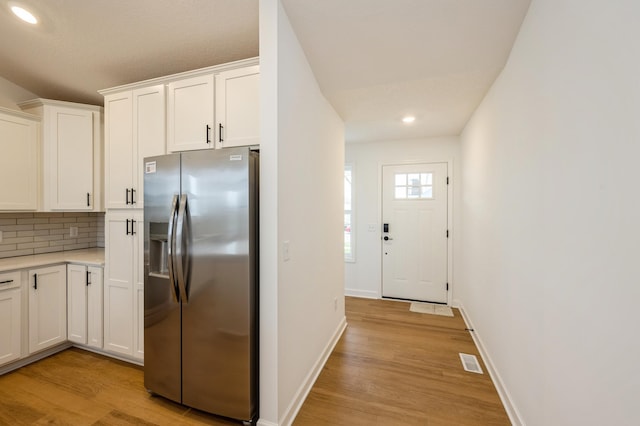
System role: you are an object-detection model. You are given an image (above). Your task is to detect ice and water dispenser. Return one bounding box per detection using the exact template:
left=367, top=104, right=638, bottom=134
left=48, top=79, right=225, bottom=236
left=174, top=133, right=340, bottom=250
left=149, top=222, right=169, bottom=278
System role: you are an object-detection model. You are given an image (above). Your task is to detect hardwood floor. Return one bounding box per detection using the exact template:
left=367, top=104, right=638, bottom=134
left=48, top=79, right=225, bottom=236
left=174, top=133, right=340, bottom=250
left=0, top=297, right=509, bottom=425
left=294, top=297, right=510, bottom=426
left=0, top=349, right=238, bottom=425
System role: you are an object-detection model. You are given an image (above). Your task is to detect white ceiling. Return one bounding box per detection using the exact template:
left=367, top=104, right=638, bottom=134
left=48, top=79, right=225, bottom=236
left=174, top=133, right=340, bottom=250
left=0, top=0, right=531, bottom=143
left=281, top=0, right=531, bottom=142
left=0, top=0, right=259, bottom=105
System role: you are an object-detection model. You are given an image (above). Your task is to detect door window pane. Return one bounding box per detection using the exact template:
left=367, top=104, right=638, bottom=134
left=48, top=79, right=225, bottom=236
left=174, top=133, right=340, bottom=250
left=394, top=172, right=433, bottom=200
left=344, top=165, right=354, bottom=262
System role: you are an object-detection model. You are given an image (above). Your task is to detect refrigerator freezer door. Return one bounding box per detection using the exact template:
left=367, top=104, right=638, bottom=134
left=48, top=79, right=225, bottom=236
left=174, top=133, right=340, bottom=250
left=143, top=153, right=182, bottom=403
left=181, top=148, right=257, bottom=420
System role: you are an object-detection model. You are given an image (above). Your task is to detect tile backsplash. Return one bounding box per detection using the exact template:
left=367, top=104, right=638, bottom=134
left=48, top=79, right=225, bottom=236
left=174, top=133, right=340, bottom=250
left=0, top=212, right=105, bottom=259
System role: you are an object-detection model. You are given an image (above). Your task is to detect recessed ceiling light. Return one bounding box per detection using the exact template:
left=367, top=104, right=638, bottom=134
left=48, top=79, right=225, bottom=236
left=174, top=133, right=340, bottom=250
left=11, top=5, right=38, bottom=24
left=402, top=116, right=416, bottom=124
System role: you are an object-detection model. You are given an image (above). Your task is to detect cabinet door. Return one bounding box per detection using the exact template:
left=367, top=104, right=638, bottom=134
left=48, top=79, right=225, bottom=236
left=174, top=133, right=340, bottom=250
left=215, top=66, right=260, bottom=148
left=87, top=266, right=103, bottom=349
left=104, top=211, right=136, bottom=356
left=105, top=92, right=134, bottom=209
left=133, top=210, right=144, bottom=360
left=49, top=107, right=94, bottom=210
left=134, top=85, right=166, bottom=207
left=67, top=264, right=88, bottom=344
left=28, top=265, right=67, bottom=354
left=167, top=74, right=214, bottom=152
left=0, top=111, right=38, bottom=210
left=0, top=271, right=21, bottom=367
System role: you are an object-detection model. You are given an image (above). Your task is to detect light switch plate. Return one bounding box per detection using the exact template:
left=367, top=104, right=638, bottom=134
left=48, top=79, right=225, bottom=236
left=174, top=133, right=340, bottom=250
left=0, top=230, right=3, bottom=243
left=368, top=224, right=376, bottom=232
left=282, top=240, right=290, bottom=261
left=70, top=226, right=78, bottom=237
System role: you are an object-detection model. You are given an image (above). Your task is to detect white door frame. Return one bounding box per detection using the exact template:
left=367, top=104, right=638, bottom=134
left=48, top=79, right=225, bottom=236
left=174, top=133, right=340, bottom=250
left=377, top=159, right=454, bottom=306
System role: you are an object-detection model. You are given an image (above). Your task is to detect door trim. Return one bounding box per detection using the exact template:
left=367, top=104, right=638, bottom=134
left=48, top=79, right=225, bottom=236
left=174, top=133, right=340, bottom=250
left=377, top=160, right=454, bottom=306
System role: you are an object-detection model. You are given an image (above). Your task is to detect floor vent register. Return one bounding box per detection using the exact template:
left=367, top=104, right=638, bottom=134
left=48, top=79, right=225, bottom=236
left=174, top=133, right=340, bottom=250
left=459, top=353, right=483, bottom=374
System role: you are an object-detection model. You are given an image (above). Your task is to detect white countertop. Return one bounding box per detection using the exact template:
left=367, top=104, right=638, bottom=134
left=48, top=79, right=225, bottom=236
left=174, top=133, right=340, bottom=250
left=0, top=248, right=105, bottom=273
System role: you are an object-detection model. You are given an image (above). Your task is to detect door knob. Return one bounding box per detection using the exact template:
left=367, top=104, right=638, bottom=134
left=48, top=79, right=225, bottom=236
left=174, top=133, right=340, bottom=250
left=383, top=236, right=393, bottom=241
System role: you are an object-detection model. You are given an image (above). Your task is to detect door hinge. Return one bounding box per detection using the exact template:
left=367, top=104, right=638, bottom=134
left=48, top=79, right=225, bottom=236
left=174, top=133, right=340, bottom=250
left=447, top=176, right=449, bottom=185
left=446, top=282, right=449, bottom=291
left=446, top=229, right=449, bottom=238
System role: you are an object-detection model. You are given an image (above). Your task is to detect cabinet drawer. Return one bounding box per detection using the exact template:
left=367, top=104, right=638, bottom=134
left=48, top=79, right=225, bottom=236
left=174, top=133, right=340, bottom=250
left=0, top=271, right=21, bottom=291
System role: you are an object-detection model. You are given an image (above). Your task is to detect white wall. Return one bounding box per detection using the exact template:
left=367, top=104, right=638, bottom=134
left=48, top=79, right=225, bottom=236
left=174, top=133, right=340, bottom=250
left=0, top=75, right=37, bottom=109
left=260, top=1, right=346, bottom=425
left=345, top=137, right=461, bottom=302
left=460, top=1, right=640, bottom=425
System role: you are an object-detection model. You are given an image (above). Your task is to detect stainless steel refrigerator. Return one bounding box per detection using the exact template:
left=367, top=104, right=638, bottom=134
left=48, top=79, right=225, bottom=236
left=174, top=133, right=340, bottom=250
left=143, top=147, right=258, bottom=424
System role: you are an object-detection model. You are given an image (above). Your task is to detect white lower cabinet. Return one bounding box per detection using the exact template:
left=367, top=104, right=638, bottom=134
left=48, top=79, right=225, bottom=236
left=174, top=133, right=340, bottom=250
left=28, top=265, right=67, bottom=354
left=67, top=264, right=103, bottom=348
left=104, top=210, right=143, bottom=360
left=0, top=271, right=22, bottom=367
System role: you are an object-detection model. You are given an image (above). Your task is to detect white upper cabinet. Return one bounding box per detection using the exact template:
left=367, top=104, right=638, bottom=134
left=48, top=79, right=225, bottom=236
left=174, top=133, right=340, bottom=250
left=0, top=107, right=39, bottom=211
left=18, top=99, right=103, bottom=212
left=167, top=74, right=215, bottom=152
left=215, top=65, right=260, bottom=149
left=104, top=85, right=166, bottom=209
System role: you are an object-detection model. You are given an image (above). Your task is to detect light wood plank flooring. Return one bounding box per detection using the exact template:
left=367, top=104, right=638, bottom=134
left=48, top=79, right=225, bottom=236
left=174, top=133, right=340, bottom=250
left=0, top=297, right=509, bottom=425
left=294, top=297, right=510, bottom=425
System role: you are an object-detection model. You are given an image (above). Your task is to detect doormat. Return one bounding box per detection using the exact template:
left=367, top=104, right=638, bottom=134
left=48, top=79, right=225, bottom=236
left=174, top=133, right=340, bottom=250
left=409, top=302, right=454, bottom=317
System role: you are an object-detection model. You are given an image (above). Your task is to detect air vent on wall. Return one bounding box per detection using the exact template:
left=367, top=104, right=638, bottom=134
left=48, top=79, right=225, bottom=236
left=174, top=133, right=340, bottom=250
left=459, top=353, right=483, bottom=374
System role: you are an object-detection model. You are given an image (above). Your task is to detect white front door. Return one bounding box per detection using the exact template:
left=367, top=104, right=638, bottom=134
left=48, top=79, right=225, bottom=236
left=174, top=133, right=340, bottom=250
left=382, top=163, right=448, bottom=303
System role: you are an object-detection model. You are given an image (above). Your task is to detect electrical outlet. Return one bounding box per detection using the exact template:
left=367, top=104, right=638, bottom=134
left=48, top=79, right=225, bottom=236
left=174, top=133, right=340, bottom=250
left=334, top=297, right=338, bottom=311
left=70, top=226, right=78, bottom=237
left=368, top=224, right=376, bottom=232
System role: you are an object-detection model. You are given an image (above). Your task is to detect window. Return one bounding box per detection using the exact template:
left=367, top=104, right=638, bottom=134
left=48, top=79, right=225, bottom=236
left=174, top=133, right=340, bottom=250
left=394, top=172, right=433, bottom=199
left=344, top=164, right=354, bottom=262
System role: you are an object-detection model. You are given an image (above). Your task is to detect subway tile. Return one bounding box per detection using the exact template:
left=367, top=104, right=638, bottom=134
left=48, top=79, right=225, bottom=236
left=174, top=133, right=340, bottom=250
left=4, top=213, right=35, bottom=219
left=18, top=242, right=50, bottom=250
left=33, top=246, right=64, bottom=255
left=49, top=218, right=77, bottom=224
left=34, top=235, right=65, bottom=242
left=40, top=213, right=64, bottom=218
left=35, top=224, right=64, bottom=230
left=2, top=237, right=35, bottom=245
left=63, top=243, right=89, bottom=250
left=18, top=230, right=50, bottom=237
left=17, top=218, right=50, bottom=225
left=0, top=225, right=34, bottom=232
left=64, top=212, right=89, bottom=217
left=0, top=244, right=18, bottom=252
left=0, top=249, right=34, bottom=258
left=2, top=231, right=17, bottom=239
left=0, top=219, right=17, bottom=225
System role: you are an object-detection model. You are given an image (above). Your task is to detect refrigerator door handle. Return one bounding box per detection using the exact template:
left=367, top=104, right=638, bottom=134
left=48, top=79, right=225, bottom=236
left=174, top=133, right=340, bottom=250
left=167, top=194, right=180, bottom=303
left=175, top=194, right=190, bottom=303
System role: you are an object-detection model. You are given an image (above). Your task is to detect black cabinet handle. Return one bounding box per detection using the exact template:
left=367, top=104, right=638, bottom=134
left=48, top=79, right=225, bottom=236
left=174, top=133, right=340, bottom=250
left=126, top=188, right=130, bottom=205
left=219, top=123, right=224, bottom=142
left=131, top=219, right=136, bottom=235
left=86, top=270, right=91, bottom=286
left=33, top=273, right=38, bottom=290
left=126, top=219, right=130, bottom=235
left=131, top=188, right=136, bottom=204
left=0, top=279, right=13, bottom=285
left=206, top=125, right=211, bottom=144
left=87, top=192, right=90, bottom=207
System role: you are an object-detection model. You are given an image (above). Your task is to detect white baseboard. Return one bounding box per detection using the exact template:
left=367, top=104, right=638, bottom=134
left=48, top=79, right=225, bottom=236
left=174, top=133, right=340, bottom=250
left=0, top=342, right=72, bottom=376
left=257, top=420, right=278, bottom=426
left=277, top=316, right=347, bottom=426
left=457, top=302, right=524, bottom=426
left=344, top=288, right=378, bottom=299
